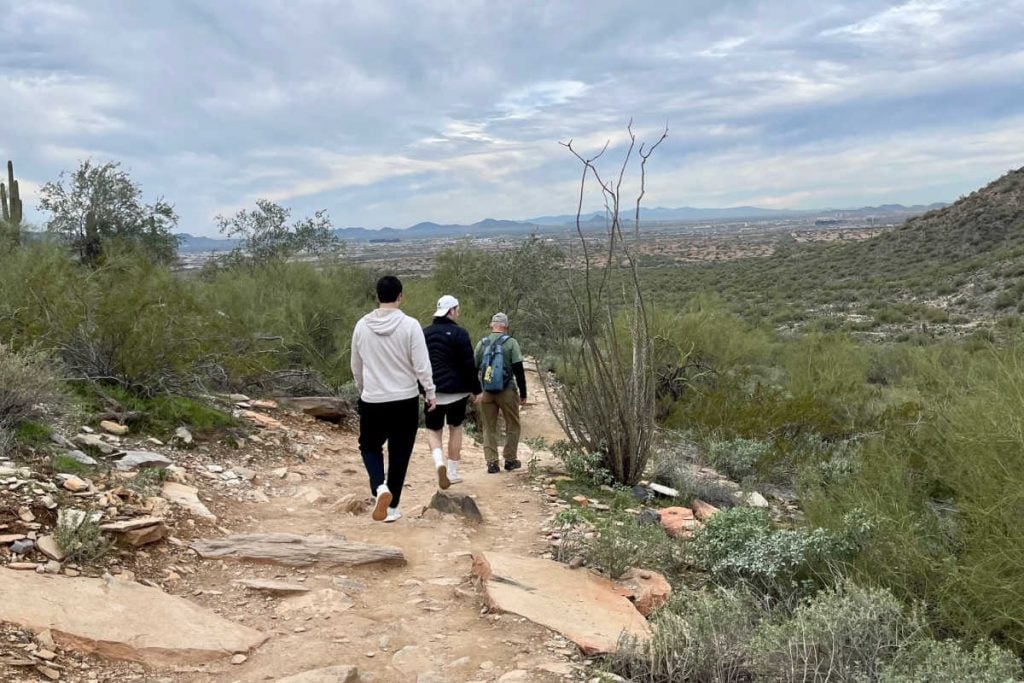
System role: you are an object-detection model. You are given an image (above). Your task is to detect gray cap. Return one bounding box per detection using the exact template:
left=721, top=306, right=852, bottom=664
left=490, top=312, right=509, bottom=326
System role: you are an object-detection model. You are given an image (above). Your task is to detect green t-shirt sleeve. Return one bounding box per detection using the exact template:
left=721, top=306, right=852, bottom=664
left=506, top=338, right=524, bottom=365
left=474, top=339, right=483, bottom=367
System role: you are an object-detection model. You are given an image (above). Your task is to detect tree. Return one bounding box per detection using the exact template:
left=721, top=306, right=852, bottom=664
left=539, top=122, right=667, bottom=486
left=38, top=160, right=180, bottom=266
left=216, top=199, right=340, bottom=266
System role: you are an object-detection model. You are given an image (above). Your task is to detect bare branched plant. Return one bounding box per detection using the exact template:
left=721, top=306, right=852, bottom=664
left=539, top=122, right=667, bottom=486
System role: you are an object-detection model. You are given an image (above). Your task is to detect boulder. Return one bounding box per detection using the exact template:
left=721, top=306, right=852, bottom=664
left=35, top=536, right=65, bottom=562
left=0, top=571, right=266, bottom=664
left=278, top=396, right=354, bottom=423
left=738, top=491, right=770, bottom=508
left=99, top=516, right=164, bottom=533
left=427, top=491, right=483, bottom=524
left=160, top=482, right=216, bottom=520
left=114, top=451, right=173, bottom=471
left=275, top=665, right=361, bottom=683
left=613, top=568, right=672, bottom=616
left=472, top=551, right=650, bottom=655
left=119, top=524, right=167, bottom=547
left=63, top=450, right=98, bottom=467
left=190, top=533, right=406, bottom=567
left=73, top=434, right=116, bottom=454
left=659, top=506, right=701, bottom=538
left=173, top=426, right=193, bottom=445
left=333, top=494, right=369, bottom=515
left=241, top=410, right=283, bottom=430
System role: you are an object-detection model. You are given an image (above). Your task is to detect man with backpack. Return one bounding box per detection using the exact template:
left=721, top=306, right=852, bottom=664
left=423, top=295, right=481, bottom=484
left=351, top=275, right=437, bottom=523
left=475, top=312, right=527, bottom=473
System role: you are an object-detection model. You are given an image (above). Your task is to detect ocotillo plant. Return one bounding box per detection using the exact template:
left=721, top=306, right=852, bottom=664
left=1, top=159, right=23, bottom=226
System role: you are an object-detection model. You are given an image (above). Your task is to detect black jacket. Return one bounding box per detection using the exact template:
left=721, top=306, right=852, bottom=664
left=424, top=317, right=482, bottom=395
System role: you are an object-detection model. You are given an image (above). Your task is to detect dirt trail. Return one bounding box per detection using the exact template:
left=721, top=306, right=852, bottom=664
left=172, top=367, right=575, bottom=682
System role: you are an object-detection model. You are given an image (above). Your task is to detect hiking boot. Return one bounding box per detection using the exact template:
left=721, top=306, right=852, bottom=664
left=372, top=483, right=392, bottom=522
left=487, top=462, right=500, bottom=474
left=504, top=459, right=522, bottom=472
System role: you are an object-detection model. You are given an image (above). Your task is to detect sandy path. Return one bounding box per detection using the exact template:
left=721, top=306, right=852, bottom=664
left=173, top=368, right=575, bottom=682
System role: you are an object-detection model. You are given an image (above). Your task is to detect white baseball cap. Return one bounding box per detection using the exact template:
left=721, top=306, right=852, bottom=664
left=434, top=294, right=460, bottom=318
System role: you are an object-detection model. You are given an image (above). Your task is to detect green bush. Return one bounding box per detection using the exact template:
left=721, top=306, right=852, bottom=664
left=55, top=514, right=111, bottom=565
left=751, top=582, right=921, bottom=682
left=611, top=587, right=759, bottom=683
left=551, top=440, right=614, bottom=488
left=878, top=638, right=1023, bottom=682
left=689, top=507, right=871, bottom=599
left=587, top=511, right=681, bottom=579
left=707, top=437, right=769, bottom=481
left=0, top=345, right=63, bottom=455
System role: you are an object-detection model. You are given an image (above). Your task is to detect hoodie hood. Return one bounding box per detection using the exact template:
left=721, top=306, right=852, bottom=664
left=363, top=308, right=407, bottom=336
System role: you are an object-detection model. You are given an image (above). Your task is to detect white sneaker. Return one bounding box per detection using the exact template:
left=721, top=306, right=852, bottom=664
left=448, top=473, right=463, bottom=484
left=433, top=452, right=450, bottom=490
left=384, top=506, right=402, bottom=523
left=372, top=484, right=392, bottom=521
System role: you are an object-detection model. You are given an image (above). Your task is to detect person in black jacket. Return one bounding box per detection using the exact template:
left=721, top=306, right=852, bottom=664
left=423, top=295, right=482, bottom=484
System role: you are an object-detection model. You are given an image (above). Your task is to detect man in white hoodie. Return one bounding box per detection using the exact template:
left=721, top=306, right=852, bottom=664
left=351, top=275, right=439, bottom=523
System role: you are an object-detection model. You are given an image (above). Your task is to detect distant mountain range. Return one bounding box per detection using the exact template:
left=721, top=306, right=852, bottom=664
left=176, top=203, right=947, bottom=253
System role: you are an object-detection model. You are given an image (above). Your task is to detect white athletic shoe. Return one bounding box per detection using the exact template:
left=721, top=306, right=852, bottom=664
left=384, top=506, right=402, bottom=523
left=433, top=451, right=450, bottom=490
left=448, top=471, right=463, bottom=484
left=372, top=483, right=392, bottom=521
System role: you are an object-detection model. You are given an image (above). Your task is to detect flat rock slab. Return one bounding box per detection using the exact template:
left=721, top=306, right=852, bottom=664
left=235, top=579, right=311, bottom=594
left=472, top=551, right=650, bottom=655
left=0, top=570, right=266, bottom=665
left=161, top=481, right=216, bottom=520
left=190, top=533, right=406, bottom=567
left=275, top=665, right=361, bottom=682
left=115, top=451, right=173, bottom=471
left=278, top=396, right=354, bottom=423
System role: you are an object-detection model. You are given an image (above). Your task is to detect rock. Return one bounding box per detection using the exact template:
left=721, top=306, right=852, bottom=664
left=691, top=499, right=720, bottom=521
left=241, top=410, right=283, bottom=430
left=99, top=516, right=165, bottom=533
left=472, top=551, right=650, bottom=655
left=229, top=393, right=251, bottom=403
left=42, top=560, right=62, bottom=574
left=61, top=476, right=89, bottom=492
left=333, top=493, right=369, bottom=515
left=294, top=486, right=324, bottom=504
left=636, top=509, right=661, bottom=526
left=278, top=396, right=354, bottom=423
left=613, top=568, right=672, bottom=616
left=659, top=506, right=700, bottom=538
left=73, top=433, right=116, bottom=454
left=119, top=524, right=167, bottom=547
left=173, top=427, right=193, bottom=445
left=232, top=653, right=248, bottom=664
left=571, top=495, right=589, bottom=507
left=251, top=399, right=278, bottom=410
left=36, top=665, right=60, bottom=680
left=114, top=451, right=173, bottom=471
left=498, top=671, right=530, bottom=682
left=190, top=533, right=406, bottom=567
left=160, top=482, right=216, bottom=520
left=739, top=491, right=770, bottom=508
left=17, top=506, right=35, bottom=522
left=11, top=539, right=34, bottom=554
left=428, top=491, right=483, bottom=523
left=0, top=571, right=266, bottom=664
left=233, top=466, right=257, bottom=481
left=36, top=536, right=65, bottom=562
left=8, top=562, right=37, bottom=570
left=391, top=644, right=432, bottom=673
left=274, top=665, right=361, bottom=683
left=648, top=483, right=679, bottom=498
left=63, top=450, right=98, bottom=467
left=0, top=533, right=26, bottom=543
left=234, top=579, right=311, bottom=594
left=100, top=420, right=129, bottom=436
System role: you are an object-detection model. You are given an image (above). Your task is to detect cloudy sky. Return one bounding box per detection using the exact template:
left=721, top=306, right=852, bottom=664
left=2, top=0, right=1023, bottom=236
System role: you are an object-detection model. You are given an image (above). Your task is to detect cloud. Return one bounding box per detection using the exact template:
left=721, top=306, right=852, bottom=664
left=0, top=0, right=1021, bottom=235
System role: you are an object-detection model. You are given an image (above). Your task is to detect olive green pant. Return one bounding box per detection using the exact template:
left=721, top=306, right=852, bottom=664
left=480, top=386, right=521, bottom=465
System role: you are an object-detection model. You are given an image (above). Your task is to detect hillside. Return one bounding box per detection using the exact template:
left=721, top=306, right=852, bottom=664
left=652, top=166, right=1024, bottom=334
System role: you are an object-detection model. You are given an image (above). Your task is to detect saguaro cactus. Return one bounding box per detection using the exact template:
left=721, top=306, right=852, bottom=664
left=1, top=159, right=23, bottom=225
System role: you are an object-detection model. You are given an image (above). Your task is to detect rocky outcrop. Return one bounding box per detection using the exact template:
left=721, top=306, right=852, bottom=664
left=613, top=568, right=672, bottom=616
left=428, top=490, right=483, bottom=523
left=278, top=396, right=354, bottom=423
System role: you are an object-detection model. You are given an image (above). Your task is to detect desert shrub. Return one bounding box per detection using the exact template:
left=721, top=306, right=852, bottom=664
left=51, top=452, right=94, bottom=475
left=75, top=386, right=236, bottom=438
left=751, top=582, right=922, bottom=682
left=551, top=440, right=614, bottom=488
left=587, top=511, right=681, bottom=579
left=14, top=420, right=52, bottom=446
left=0, top=345, right=63, bottom=455
left=124, top=467, right=169, bottom=497
left=55, top=514, right=111, bottom=565
left=550, top=507, right=589, bottom=564
left=689, top=507, right=872, bottom=600
left=877, top=637, right=1023, bottom=682
left=610, top=587, right=759, bottom=683
left=707, top=437, right=769, bottom=481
